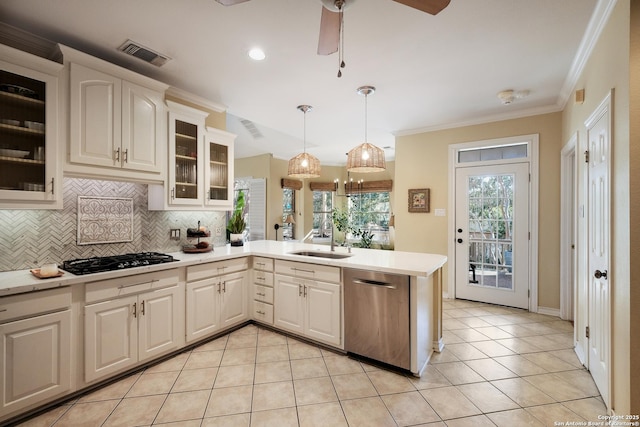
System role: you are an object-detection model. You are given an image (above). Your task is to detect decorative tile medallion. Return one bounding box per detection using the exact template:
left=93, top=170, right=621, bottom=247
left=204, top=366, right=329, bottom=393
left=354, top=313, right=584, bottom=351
left=77, top=196, right=134, bottom=245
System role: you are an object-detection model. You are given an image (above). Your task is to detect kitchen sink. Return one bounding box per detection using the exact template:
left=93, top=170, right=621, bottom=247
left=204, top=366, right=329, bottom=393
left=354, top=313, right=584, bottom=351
left=289, top=250, right=353, bottom=259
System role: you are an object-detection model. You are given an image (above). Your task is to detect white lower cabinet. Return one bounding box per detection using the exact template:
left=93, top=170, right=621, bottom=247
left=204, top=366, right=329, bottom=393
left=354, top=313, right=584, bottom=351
left=186, top=260, right=248, bottom=343
left=274, top=268, right=341, bottom=347
left=0, top=288, right=71, bottom=419
left=85, top=283, right=184, bottom=383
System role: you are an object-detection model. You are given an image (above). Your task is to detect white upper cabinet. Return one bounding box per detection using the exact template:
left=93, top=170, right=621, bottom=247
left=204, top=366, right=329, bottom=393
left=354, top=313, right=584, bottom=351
left=62, top=45, right=168, bottom=182
left=0, top=44, right=63, bottom=209
left=149, top=101, right=236, bottom=211
left=204, top=126, right=235, bottom=209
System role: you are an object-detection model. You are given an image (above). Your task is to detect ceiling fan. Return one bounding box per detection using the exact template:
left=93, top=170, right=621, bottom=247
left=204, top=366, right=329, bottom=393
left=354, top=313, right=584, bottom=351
left=215, top=0, right=450, bottom=74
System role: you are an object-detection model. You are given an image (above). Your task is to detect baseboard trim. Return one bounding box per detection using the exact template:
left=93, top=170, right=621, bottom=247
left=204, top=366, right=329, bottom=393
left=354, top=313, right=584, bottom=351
left=537, top=306, right=561, bottom=317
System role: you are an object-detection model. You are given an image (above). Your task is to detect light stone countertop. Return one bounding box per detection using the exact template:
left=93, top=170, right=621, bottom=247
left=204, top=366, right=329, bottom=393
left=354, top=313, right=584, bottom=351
left=0, top=240, right=447, bottom=297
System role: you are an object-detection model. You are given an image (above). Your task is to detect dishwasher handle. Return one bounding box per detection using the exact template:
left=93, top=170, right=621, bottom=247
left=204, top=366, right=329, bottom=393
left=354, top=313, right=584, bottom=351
left=352, top=278, right=397, bottom=289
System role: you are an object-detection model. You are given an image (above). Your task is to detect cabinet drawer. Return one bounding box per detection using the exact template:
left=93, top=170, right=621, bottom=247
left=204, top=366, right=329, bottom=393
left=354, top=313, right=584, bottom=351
left=253, top=257, right=273, bottom=272
left=275, top=260, right=341, bottom=283
left=253, top=301, right=273, bottom=324
left=0, top=287, right=71, bottom=323
left=253, top=284, right=274, bottom=304
left=253, top=271, right=273, bottom=287
left=85, top=268, right=182, bottom=303
left=187, top=257, right=248, bottom=282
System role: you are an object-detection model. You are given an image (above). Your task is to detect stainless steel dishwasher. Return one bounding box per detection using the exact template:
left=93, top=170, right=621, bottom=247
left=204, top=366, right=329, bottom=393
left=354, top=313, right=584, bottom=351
left=344, top=268, right=411, bottom=370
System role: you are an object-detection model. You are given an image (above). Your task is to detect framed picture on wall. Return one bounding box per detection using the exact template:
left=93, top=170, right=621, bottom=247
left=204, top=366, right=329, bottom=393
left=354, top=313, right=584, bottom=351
left=408, top=188, right=430, bottom=213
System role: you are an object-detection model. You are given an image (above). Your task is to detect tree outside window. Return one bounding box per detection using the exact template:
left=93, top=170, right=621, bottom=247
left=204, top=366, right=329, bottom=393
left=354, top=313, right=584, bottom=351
left=313, top=191, right=333, bottom=237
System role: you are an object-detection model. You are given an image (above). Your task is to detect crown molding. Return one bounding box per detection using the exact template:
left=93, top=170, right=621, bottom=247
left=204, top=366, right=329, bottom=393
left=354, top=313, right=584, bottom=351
left=166, top=86, right=227, bottom=113
left=557, top=0, right=619, bottom=109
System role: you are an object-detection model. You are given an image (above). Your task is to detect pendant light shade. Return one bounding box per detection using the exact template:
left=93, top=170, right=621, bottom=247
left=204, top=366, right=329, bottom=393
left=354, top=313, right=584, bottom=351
left=347, top=86, right=386, bottom=173
left=288, top=105, right=321, bottom=178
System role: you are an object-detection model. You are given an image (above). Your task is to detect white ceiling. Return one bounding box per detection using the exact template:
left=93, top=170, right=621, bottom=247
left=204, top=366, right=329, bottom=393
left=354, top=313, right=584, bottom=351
left=0, top=0, right=599, bottom=165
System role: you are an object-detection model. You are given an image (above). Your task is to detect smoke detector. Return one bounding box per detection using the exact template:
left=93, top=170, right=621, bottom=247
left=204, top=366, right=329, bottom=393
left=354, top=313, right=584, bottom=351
left=497, top=89, right=530, bottom=105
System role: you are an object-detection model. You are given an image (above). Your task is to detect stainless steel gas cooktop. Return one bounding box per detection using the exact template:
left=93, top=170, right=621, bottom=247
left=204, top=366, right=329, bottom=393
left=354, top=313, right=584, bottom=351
left=61, top=252, right=176, bottom=275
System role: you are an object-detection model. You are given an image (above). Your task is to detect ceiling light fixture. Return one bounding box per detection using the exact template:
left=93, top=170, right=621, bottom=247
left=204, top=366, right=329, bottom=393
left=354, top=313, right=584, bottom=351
left=248, top=47, right=266, bottom=61
left=497, top=89, right=530, bottom=105
left=347, top=86, right=386, bottom=173
left=288, top=105, right=321, bottom=178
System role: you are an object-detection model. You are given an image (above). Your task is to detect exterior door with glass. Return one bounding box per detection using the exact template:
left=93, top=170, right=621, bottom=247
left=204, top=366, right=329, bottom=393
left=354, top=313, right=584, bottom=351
left=455, top=163, right=530, bottom=309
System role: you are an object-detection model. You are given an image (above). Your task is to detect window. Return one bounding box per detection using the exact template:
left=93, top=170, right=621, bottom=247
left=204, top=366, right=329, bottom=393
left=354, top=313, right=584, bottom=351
left=282, top=188, right=295, bottom=240
left=313, top=191, right=333, bottom=237
left=348, top=191, right=391, bottom=245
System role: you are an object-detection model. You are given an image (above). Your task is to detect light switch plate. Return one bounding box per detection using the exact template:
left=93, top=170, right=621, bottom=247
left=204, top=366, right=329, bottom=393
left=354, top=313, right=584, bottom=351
left=170, top=229, right=180, bottom=240
left=434, top=209, right=446, bottom=217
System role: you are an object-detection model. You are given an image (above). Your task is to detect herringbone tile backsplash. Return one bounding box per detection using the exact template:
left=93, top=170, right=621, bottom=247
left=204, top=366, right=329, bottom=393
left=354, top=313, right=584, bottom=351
left=0, top=178, right=227, bottom=272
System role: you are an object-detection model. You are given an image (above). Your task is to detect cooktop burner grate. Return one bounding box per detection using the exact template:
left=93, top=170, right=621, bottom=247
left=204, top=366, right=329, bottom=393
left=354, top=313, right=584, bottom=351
left=62, top=252, right=176, bottom=275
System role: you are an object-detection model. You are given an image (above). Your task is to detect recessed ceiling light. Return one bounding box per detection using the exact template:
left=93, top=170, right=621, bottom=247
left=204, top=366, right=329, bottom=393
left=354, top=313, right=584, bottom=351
left=248, top=47, right=266, bottom=61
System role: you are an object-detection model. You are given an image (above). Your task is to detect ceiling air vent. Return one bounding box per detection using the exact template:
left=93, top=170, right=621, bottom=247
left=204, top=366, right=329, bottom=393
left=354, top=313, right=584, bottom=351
left=118, top=39, right=170, bottom=67
left=240, top=119, right=264, bottom=139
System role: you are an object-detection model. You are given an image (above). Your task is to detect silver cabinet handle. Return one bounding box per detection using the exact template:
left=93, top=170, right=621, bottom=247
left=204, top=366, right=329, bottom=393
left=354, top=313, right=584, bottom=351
left=118, top=279, right=157, bottom=289
left=256, top=310, right=266, bottom=315
left=115, top=147, right=120, bottom=162
left=303, top=285, right=307, bottom=298
left=292, top=267, right=314, bottom=274
left=133, top=302, right=137, bottom=318
left=50, top=177, right=55, bottom=195
left=256, top=292, right=266, bottom=297
left=123, top=148, right=128, bottom=163
left=298, top=284, right=303, bottom=296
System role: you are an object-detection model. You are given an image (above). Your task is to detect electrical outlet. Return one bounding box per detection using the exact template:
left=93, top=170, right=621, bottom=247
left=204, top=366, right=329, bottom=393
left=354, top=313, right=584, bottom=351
left=170, top=229, right=180, bottom=240
left=434, top=209, right=446, bottom=217
left=215, top=226, right=223, bottom=237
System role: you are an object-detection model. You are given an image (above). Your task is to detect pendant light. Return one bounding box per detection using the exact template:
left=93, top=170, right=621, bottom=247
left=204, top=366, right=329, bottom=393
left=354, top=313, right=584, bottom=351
left=288, top=105, right=321, bottom=178
left=347, top=86, right=386, bottom=173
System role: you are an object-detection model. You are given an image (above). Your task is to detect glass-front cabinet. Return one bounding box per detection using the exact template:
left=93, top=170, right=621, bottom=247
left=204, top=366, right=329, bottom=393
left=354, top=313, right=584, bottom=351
left=204, top=127, right=235, bottom=209
left=0, top=48, right=62, bottom=208
left=167, top=101, right=207, bottom=206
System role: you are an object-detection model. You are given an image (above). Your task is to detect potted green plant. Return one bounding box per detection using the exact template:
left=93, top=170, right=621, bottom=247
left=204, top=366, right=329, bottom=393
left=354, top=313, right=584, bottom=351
left=227, top=190, right=246, bottom=246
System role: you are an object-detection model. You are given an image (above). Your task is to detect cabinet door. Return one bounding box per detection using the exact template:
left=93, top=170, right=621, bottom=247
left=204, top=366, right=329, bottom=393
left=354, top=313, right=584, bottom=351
left=0, top=58, right=61, bottom=206
left=69, top=62, right=122, bottom=168
left=121, top=81, right=163, bottom=173
left=138, top=285, right=184, bottom=362
left=168, top=112, right=204, bottom=205
left=186, top=278, right=220, bottom=343
left=204, top=128, right=235, bottom=209
left=85, top=296, right=137, bottom=383
left=305, top=281, right=341, bottom=346
left=274, top=275, right=304, bottom=335
left=220, top=271, right=248, bottom=328
left=0, top=310, right=70, bottom=415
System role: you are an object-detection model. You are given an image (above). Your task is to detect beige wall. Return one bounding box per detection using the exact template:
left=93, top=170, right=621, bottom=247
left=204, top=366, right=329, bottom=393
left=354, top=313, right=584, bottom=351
left=394, top=112, right=563, bottom=309
left=561, top=0, right=633, bottom=414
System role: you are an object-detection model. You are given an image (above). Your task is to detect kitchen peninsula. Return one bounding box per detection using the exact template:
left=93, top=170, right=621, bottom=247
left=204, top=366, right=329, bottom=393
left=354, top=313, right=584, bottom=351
left=0, top=241, right=446, bottom=424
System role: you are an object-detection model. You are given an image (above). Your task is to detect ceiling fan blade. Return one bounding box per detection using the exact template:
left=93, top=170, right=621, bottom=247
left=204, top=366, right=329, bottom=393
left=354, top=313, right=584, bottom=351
left=215, top=0, right=250, bottom=5
left=392, top=0, right=450, bottom=15
left=317, top=6, right=340, bottom=55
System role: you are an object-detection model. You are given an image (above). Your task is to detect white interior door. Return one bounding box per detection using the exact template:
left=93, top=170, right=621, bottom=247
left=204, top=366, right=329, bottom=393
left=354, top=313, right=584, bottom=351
left=585, top=92, right=611, bottom=405
left=455, top=163, right=530, bottom=309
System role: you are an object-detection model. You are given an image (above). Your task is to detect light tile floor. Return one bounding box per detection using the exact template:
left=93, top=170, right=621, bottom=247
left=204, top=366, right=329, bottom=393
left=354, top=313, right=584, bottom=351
left=17, top=299, right=605, bottom=426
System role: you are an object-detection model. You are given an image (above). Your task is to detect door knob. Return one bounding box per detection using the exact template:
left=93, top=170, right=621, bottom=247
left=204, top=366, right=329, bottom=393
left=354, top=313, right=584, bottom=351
left=457, top=238, right=463, bottom=243
left=594, top=269, right=608, bottom=279
left=457, top=228, right=463, bottom=233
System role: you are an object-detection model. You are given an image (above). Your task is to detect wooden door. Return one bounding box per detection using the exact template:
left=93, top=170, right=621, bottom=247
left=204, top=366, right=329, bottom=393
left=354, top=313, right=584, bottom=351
left=186, top=278, right=220, bottom=342
left=274, top=275, right=304, bottom=335
left=220, top=271, right=249, bottom=328
left=585, top=91, right=612, bottom=405
left=305, top=280, right=341, bottom=346
left=85, top=296, right=136, bottom=383
left=121, top=80, right=163, bottom=173
left=0, top=310, right=70, bottom=414
left=69, top=62, right=121, bottom=168
left=139, top=285, right=183, bottom=362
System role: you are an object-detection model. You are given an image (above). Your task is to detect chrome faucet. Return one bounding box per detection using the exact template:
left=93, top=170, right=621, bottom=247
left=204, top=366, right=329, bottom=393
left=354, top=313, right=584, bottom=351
left=320, top=219, right=335, bottom=252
